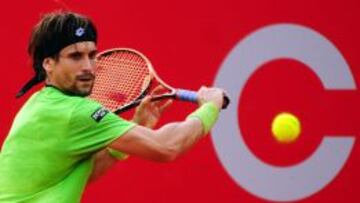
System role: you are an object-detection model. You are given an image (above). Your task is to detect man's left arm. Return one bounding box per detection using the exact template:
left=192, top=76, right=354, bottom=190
left=88, top=149, right=118, bottom=182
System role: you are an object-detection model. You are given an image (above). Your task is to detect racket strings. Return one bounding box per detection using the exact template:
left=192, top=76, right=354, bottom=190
left=90, top=50, right=150, bottom=111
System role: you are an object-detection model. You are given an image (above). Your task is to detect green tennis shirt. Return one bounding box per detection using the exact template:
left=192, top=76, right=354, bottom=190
left=0, top=87, right=135, bottom=203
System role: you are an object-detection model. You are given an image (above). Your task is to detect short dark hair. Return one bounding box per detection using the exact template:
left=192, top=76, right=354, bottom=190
left=17, top=11, right=97, bottom=98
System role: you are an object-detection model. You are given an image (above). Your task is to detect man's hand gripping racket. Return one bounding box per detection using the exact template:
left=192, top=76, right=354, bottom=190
left=89, top=48, right=230, bottom=114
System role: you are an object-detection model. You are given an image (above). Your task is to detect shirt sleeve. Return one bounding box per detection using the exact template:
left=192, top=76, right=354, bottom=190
left=65, top=98, right=136, bottom=157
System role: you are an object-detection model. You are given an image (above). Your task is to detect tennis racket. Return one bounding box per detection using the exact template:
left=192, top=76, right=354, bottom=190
left=89, top=48, right=230, bottom=114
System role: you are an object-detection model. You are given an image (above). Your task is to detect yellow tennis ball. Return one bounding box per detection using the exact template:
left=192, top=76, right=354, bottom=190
left=271, top=112, right=301, bottom=143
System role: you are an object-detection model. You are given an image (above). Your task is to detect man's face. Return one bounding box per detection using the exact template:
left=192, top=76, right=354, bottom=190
left=45, top=41, right=98, bottom=96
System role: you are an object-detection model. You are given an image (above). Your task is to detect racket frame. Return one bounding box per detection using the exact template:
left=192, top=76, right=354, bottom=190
left=93, top=48, right=179, bottom=114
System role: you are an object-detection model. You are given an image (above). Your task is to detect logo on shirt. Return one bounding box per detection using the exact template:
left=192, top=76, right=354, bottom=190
left=91, top=107, right=109, bottom=122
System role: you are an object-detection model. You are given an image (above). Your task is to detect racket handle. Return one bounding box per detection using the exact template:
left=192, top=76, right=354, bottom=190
left=176, top=89, right=198, bottom=103
left=176, top=89, right=230, bottom=109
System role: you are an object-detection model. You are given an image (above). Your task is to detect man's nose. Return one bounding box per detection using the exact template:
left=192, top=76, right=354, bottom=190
left=82, top=57, right=95, bottom=72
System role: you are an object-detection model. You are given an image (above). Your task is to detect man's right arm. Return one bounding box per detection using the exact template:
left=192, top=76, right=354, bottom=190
left=108, top=86, right=224, bottom=162
left=109, top=118, right=204, bottom=162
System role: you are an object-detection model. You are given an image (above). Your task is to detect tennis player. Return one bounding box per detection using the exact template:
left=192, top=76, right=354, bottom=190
left=0, top=11, right=225, bottom=203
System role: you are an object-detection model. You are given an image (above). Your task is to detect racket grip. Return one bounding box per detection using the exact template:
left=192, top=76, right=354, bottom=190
left=176, top=89, right=230, bottom=109
left=176, top=89, right=198, bottom=103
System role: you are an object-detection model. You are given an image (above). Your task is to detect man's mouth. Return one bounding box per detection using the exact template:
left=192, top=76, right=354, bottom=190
left=77, top=74, right=95, bottom=82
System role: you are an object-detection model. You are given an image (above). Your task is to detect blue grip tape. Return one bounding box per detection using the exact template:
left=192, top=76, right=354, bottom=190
left=176, top=89, right=198, bottom=103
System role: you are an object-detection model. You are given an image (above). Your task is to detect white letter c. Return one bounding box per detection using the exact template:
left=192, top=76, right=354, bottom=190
left=212, top=24, right=356, bottom=202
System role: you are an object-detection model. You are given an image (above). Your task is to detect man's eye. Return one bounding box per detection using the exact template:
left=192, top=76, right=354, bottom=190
left=89, top=51, right=98, bottom=60
left=70, top=53, right=82, bottom=60
left=89, top=53, right=96, bottom=60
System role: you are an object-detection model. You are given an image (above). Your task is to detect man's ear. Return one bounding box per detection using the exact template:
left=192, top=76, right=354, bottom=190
left=42, top=57, right=55, bottom=74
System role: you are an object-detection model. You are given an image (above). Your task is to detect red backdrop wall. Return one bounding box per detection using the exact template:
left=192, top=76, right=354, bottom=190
left=0, top=0, right=359, bottom=202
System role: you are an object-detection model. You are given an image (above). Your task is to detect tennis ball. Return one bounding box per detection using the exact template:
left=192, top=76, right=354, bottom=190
left=271, top=112, right=301, bottom=143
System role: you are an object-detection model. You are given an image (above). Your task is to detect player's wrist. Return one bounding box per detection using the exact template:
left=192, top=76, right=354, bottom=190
left=198, top=97, right=223, bottom=111
left=186, top=102, right=219, bottom=135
